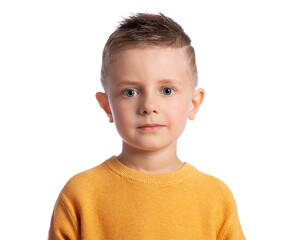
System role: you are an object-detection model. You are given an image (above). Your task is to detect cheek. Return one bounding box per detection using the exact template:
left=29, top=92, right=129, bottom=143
left=111, top=102, right=136, bottom=129
left=166, top=98, right=190, bottom=120
left=165, top=99, right=190, bottom=133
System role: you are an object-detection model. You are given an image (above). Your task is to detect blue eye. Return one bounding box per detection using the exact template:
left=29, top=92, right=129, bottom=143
left=123, top=89, right=138, bottom=97
left=162, top=87, right=174, bottom=95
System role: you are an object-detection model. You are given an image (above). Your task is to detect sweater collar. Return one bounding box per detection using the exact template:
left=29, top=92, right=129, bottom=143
left=104, top=155, right=196, bottom=184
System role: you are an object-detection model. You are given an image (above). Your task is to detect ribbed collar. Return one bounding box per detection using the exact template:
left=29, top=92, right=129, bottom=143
left=104, top=155, right=196, bottom=184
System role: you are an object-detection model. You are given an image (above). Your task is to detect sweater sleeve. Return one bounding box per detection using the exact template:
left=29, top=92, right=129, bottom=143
left=218, top=208, right=246, bottom=240
left=48, top=193, right=79, bottom=240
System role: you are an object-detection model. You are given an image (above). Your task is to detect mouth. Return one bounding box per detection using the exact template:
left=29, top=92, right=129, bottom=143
left=137, top=124, right=165, bottom=131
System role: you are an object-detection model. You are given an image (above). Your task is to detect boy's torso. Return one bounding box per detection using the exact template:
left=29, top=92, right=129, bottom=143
left=50, top=155, right=243, bottom=240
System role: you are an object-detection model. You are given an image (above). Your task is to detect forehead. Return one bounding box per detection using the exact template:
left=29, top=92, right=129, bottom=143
left=107, top=47, right=190, bottom=86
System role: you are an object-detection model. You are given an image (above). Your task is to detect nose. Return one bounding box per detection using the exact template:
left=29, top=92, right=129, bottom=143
left=138, top=92, right=160, bottom=115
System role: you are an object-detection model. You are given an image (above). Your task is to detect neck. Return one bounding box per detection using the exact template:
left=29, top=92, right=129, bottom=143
left=117, top=140, right=184, bottom=174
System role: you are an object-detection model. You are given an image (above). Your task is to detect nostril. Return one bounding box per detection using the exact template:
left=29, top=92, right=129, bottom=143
left=142, top=109, right=158, bottom=113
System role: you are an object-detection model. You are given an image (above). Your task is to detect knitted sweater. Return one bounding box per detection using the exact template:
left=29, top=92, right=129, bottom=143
left=48, top=155, right=245, bottom=240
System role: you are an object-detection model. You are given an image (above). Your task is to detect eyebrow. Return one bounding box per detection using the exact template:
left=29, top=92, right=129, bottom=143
left=115, top=79, right=182, bottom=87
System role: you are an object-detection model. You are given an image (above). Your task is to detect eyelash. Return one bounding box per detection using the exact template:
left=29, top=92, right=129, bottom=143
left=122, top=87, right=176, bottom=97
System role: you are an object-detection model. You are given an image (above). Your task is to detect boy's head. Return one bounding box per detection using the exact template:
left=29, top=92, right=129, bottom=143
left=96, top=13, right=204, bottom=152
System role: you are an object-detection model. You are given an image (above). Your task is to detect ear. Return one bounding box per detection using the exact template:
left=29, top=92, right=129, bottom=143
left=188, top=88, right=205, bottom=120
left=95, top=92, right=114, bottom=123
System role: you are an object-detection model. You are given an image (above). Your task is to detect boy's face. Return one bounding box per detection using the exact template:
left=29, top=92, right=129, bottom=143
left=96, top=47, right=204, bottom=151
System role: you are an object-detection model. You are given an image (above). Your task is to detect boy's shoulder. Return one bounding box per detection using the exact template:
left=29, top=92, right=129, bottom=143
left=191, top=167, right=238, bottom=208
left=58, top=157, right=111, bottom=198
left=194, top=168, right=233, bottom=191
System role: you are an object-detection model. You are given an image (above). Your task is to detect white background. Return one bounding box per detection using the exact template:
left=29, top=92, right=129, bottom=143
left=0, top=0, right=299, bottom=239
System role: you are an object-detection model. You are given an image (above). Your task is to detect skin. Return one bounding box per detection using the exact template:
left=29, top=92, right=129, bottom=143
left=95, top=47, right=204, bottom=174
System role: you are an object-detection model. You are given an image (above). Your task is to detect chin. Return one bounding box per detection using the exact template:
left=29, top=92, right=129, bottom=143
left=127, top=140, right=165, bottom=151
left=135, top=144, right=163, bottom=151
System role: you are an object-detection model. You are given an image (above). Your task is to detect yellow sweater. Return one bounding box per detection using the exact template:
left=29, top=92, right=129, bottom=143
left=49, top=155, right=245, bottom=240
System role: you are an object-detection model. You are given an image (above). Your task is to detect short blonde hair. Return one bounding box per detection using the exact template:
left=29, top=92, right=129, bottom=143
left=101, top=13, right=198, bottom=92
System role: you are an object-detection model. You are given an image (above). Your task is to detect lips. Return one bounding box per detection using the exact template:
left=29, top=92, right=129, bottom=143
left=138, top=124, right=165, bottom=132
left=138, top=123, right=164, bottom=128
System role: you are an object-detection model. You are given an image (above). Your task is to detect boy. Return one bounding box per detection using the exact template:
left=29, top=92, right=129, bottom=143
left=49, top=13, right=246, bottom=240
